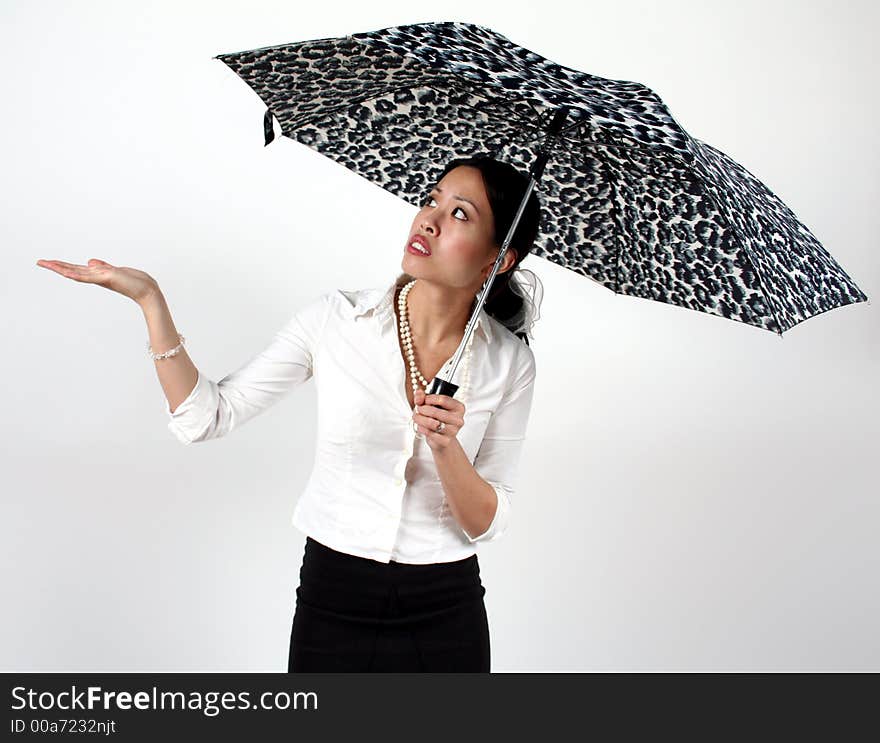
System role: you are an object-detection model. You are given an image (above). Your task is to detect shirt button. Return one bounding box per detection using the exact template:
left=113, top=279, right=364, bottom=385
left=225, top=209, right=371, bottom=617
left=394, top=478, right=402, bottom=486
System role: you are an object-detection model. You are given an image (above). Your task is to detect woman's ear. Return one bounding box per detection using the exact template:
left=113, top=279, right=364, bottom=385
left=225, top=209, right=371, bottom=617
left=501, top=247, right=518, bottom=274
left=483, top=246, right=517, bottom=279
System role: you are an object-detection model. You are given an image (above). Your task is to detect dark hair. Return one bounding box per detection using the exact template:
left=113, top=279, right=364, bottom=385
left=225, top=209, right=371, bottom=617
left=396, top=154, right=542, bottom=345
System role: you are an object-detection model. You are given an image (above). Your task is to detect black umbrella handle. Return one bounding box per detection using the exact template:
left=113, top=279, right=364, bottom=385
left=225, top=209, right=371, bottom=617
left=428, top=376, right=459, bottom=398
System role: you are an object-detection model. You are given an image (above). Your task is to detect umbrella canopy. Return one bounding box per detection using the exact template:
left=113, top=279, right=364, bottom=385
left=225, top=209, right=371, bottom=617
left=212, top=20, right=868, bottom=337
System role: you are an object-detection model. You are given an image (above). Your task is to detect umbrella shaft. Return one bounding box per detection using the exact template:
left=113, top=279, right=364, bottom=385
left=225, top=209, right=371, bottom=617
left=436, top=176, right=538, bottom=390
left=433, top=104, right=570, bottom=395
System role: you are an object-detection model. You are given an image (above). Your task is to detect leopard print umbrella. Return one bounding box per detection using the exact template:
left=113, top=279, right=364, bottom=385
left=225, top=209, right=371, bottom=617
left=213, top=20, right=868, bottom=336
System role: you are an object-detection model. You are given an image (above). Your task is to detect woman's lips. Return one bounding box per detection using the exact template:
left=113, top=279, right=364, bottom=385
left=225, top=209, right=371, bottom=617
left=407, top=242, right=431, bottom=257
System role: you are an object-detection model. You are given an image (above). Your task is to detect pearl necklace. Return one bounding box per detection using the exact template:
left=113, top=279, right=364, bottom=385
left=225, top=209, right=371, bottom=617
left=397, top=279, right=474, bottom=410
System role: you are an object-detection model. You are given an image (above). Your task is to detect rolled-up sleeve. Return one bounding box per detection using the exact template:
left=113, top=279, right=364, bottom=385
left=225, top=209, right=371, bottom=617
left=466, top=342, right=537, bottom=543
left=165, top=292, right=331, bottom=445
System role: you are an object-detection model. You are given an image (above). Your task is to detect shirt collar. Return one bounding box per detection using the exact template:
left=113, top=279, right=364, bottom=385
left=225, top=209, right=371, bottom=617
left=341, top=278, right=494, bottom=345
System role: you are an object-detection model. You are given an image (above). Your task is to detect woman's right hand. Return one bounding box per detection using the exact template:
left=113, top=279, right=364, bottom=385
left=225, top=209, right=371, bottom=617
left=36, top=258, right=160, bottom=306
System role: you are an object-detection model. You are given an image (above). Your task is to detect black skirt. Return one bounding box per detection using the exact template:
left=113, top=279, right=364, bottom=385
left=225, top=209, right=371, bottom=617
left=288, top=536, right=490, bottom=672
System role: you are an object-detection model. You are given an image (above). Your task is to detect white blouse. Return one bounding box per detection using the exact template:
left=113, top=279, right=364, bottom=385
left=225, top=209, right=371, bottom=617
left=164, top=277, right=537, bottom=564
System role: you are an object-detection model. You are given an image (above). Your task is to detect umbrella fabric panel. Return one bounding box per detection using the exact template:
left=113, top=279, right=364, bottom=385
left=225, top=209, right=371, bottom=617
left=600, top=143, right=784, bottom=333
left=689, top=140, right=869, bottom=333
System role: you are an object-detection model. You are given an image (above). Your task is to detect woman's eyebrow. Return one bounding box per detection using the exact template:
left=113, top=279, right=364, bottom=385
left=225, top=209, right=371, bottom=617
left=430, top=186, right=480, bottom=216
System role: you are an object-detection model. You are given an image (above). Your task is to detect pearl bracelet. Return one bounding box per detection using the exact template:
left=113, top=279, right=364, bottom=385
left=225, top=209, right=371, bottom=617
left=147, top=333, right=186, bottom=361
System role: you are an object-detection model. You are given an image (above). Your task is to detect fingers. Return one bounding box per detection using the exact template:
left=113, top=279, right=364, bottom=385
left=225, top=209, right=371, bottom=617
left=412, top=411, right=464, bottom=436
left=413, top=392, right=465, bottom=419
left=412, top=406, right=464, bottom=430
left=418, top=392, right=465, bottom=413
left=38, top=260, right=84, bottom=269
left=36, top=259, right=105, bottom=282
left=412, top=389, right=466, bottom=434
left=37, top=259, right=111, bottom=269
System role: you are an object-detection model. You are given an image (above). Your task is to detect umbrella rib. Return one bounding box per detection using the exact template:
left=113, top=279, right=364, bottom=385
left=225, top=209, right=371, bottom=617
left=473, top=88, right=683, bottom=159
left=478, top=95, right=691, bottom=163
left=586, top=144, right=626, bottom=295
left=688, top=166, right=787, bottom=334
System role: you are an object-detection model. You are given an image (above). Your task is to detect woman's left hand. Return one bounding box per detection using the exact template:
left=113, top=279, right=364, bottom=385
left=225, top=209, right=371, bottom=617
left=413, top=388, right=465, bottom=451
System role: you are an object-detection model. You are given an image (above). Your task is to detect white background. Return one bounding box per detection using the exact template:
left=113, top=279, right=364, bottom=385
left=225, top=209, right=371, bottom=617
left=2, top=0, right=877, bottom=671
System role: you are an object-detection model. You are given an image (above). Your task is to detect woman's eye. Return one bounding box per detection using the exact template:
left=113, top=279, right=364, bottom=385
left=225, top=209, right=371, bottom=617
left=423, top=195, right=467, bottom=220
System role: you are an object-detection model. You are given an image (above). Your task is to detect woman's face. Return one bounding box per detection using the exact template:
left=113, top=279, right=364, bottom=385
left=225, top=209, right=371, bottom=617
left=403, top=165, right=515, bottom=292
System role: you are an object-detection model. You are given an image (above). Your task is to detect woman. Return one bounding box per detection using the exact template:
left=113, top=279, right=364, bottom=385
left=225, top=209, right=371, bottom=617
left=36, top=154, right=543, bottom=672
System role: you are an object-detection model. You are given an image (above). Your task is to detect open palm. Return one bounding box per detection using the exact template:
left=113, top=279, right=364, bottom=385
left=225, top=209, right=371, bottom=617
left=36, top=258, right=158, bottom=305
